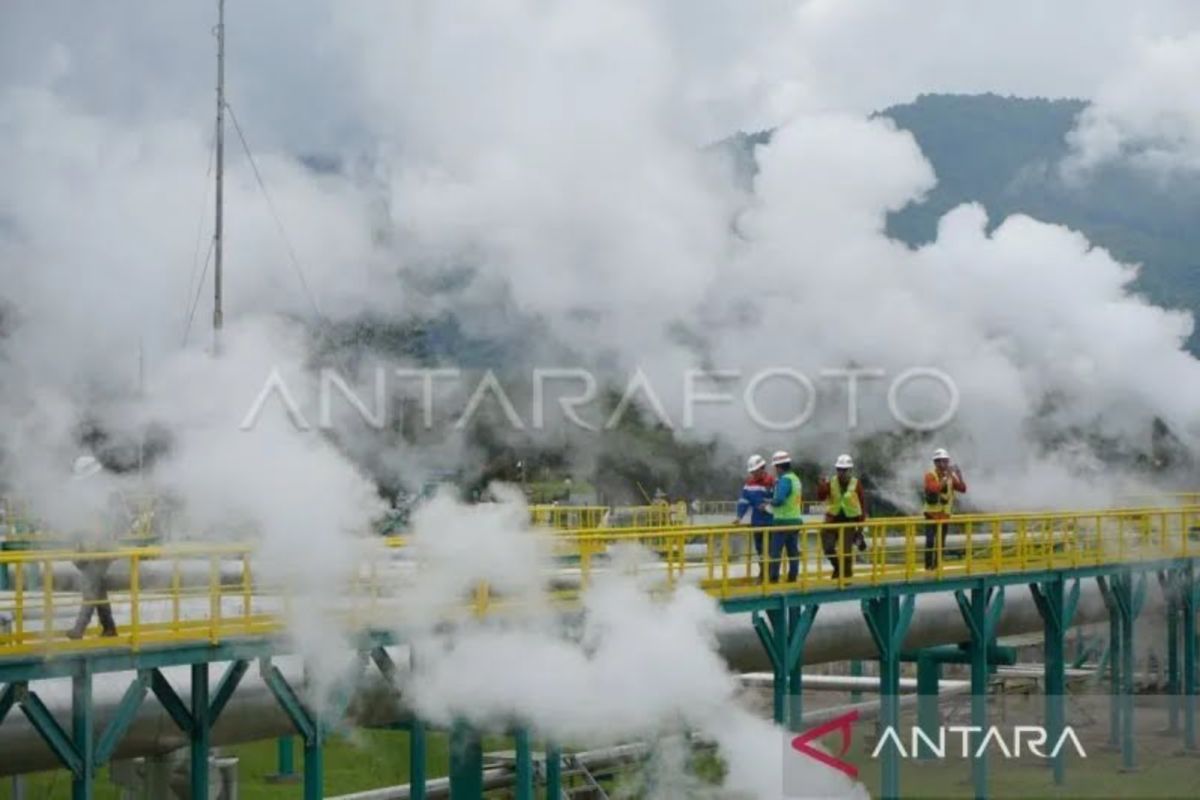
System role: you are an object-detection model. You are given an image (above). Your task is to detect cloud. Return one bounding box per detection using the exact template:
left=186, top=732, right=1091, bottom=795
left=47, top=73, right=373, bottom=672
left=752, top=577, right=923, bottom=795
left=1065, top=32, right=1200, bottom=174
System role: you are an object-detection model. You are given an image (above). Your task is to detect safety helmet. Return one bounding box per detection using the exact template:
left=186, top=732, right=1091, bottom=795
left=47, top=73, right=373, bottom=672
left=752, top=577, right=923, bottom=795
left=73, top=455, right=102, bottom=479
left=771, top=450, right=791, bottom=466
left=746, top=454, right=767, bottom=473
left=932, top=448, right=950, bottom=462
left=835, top=454, right=854, bottom=470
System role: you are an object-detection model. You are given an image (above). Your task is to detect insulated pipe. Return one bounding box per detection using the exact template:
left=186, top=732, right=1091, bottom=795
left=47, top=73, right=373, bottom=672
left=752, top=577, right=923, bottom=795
left=739, top=673, right=971, bottom=693
left=712, top=579, right=1115, bottom=671
left=0, top=580, right=1130, bottom=777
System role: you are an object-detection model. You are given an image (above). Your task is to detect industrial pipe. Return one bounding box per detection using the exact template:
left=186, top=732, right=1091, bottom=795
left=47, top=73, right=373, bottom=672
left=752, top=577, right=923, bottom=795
left=0, top=580, right=1131, bottom=776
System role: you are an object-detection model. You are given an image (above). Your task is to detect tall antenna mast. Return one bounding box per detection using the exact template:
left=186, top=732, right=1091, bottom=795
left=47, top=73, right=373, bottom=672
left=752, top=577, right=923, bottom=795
left=213, top=0, right=226, bottom=354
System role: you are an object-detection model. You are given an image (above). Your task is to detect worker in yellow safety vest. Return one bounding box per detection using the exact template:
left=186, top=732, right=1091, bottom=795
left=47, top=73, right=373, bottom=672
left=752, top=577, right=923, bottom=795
left=817, top=454, right=868, bottom=579
left=922, top=448, right=967, bottom=570
left=765, top=451, right=803, bottom=583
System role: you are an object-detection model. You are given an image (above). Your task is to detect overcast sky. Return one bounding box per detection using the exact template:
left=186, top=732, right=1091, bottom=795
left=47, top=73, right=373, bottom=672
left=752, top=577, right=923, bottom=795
left=4, top=1, right=1198, bottom=153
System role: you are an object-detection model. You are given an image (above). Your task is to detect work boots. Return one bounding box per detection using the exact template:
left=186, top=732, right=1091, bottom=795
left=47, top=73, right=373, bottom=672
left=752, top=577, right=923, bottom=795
left=98, top=603, right=118, bottom=637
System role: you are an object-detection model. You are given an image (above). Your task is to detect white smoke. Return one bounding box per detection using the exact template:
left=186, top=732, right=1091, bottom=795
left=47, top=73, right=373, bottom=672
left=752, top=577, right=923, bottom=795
left=1066, top=32, right=1200, bottom=174
left=3, top=3, right=1200, bottom=793
left=401, top=490, right=868, bottom=799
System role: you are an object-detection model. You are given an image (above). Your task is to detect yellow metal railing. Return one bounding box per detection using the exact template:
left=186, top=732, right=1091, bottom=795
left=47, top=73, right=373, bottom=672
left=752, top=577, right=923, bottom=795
left=528, top=505, right=609, bottom=530
left=694, top=499, right=827, bottom=517
left=2, top=506, right=1197, bottom=658
left=605, top=502, right=691, bottom=528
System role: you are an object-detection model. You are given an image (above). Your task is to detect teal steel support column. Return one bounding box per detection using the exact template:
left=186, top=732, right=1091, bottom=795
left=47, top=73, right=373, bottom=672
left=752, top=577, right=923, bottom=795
left=1030, top=579, right=1067, bottom=785
left=94, top=672, right=149, bottom=768
left=449, top=720, right=483, bottom=800
left=0, top=683, right=16, bottom=726
left=304, top=726, right=324, bottom=800
left=410, top=719, right=427, bottom=800
left=915, top=654, right=941, bottom=761
left=1099, top=576, right=1122, bottom=748
left=190, top=664, right=210, bottom=799
left=515, top=728, right=534, bottom=800
left=259, top=658, right=322, bottom=800
left=861, top=592, right=914, bottom=800
left=1111, top=572, right=1143, bottom=771
left=1183, top=563, right=1197, bottom=753
left=955, top=585, right=1004, bottom=800
left=787, top=604, right=819, bottom=731
left=20, top=686, right=84, bottom=776
left=276, top=737, right=296, bottom=778
left=71, top=663, right=94, bottom=800
left=546, top=743, right=562, bottom=800
left=1163, top=571, right=1181, bottom=736
left=753, top=601, right=819, bottom=730
left=849, top=660, right=864, bottom=703
left=758, top=607, right=787, bottom=724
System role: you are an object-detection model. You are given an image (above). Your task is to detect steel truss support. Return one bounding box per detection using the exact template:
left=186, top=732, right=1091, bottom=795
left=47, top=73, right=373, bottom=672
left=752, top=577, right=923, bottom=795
left=0, top=663, right=99, bottom=799
left=955, top=584, right=1005, bottom=800
left=546, top=742, right=563, bottom=799
left=1183, top=561, right=1198, bottom=753
left=752, top=599, right=820, bottom=730
left=449, top=719, right=483, bottom=800
left=148, top=659, right=248, bottom=799
left=1159, top=570, right=1182, bottom=737
left=1030, top=577, right=1080, bottom=785
left=862, top=591, right=915, bottom=800
left=1098, top=571, right=1146, bottom=771
left=514, top=728, right=534, bottom=800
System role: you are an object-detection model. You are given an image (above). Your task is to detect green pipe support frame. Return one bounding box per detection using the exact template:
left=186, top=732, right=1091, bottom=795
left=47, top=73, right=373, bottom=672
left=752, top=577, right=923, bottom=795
left=955, top=585, right=1005, bottom=800
left=514, top=728, right=534, bottom=800
left=449, top=720, right=484, bottom=800
left=546, top=743, right=563, bottom=800
left=410, top=718, right=428, bottom=800
left=1183, top=562, right=1198, bottom=753
left=752, top=600, right=820, bottom=731
left=1030, top=577, right=1079, bottom=785
left=260, top=657, right=324, bottom=800
left=861, top=591, right=915, bottom=800
left=1098, top=572, right=1146, bottom=771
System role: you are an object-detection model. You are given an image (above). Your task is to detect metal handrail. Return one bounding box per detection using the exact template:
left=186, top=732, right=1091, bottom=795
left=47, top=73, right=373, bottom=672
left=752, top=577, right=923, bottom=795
left=1, top=505, right=1196, bottom=658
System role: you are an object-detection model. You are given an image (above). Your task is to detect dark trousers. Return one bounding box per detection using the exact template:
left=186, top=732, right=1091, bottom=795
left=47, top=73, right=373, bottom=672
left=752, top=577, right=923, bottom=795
left=69, top=560, right=117, bottom=637
left=751, top=528, right=767, bottom=578
left=923, top=515, right=949, bottom=570
left=822, top=514, right=862, bottom=578
left=768, top=527, right=800, bottom=583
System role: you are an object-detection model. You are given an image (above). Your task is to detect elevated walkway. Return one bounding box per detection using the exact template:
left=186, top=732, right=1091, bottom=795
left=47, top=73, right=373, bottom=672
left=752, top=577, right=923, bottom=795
left=0, top=504, right=1197, bottom=799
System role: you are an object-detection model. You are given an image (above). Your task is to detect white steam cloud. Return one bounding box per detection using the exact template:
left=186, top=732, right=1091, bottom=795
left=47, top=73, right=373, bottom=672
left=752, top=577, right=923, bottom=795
left=3, top=3, right=1200, bottom=795
left=401, top=490, right=868, bottom=799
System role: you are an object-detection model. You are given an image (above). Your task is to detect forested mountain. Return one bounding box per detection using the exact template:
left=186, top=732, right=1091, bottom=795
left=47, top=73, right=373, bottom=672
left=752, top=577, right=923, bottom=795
left=879, top=93, right=1200, bottom=351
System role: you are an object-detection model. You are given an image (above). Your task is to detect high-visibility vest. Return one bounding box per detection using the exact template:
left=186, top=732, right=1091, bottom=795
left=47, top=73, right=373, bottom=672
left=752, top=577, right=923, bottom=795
left=923, top=470, right=955, bottom=515
left=827, top=476, right=862, bottom=518
left=774, top=472, right=803, bottom=521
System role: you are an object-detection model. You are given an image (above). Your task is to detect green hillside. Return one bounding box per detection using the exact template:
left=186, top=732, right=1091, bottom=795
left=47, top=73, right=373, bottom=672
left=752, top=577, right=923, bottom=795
left=879, top=93, right=1200, bottom=351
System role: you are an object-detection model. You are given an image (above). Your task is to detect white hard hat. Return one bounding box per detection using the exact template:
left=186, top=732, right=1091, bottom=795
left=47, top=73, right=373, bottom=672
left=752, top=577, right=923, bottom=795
left=771, top=450, right=791, bottom=466
left=746, top=454, right=767, bottom=473
left=73, top=455, right=102, bottom=479
left=932, top=448, right=950, bottom=462
left=835, top=454, right=854, bottom=470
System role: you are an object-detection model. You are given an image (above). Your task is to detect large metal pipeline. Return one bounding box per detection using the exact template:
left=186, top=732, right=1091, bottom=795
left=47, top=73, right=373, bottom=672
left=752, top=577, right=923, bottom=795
left=0, top=579, right=1132, bottom=776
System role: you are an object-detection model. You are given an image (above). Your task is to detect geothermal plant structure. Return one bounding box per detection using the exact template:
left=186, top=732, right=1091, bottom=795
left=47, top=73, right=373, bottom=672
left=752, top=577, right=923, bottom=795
left=0, top=504, right=1198, bottom=799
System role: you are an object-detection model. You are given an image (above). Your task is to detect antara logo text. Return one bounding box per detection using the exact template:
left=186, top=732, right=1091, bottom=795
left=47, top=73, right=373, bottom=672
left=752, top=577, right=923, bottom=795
left=790, top=711, right=1087, bottom=779
left=871, top=725, right=1088, bottom=760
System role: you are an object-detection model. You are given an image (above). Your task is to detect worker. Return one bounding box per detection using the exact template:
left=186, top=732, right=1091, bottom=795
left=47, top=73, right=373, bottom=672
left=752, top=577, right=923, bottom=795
left=66, top=455, right=119, bottom=640
left=816, top=454, right=867, bottom=579
left=922, top=448, right=967, bottom=570
left=733, top=454, right=776, bottom=578
left=766, top=450, right=803, bottom=583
